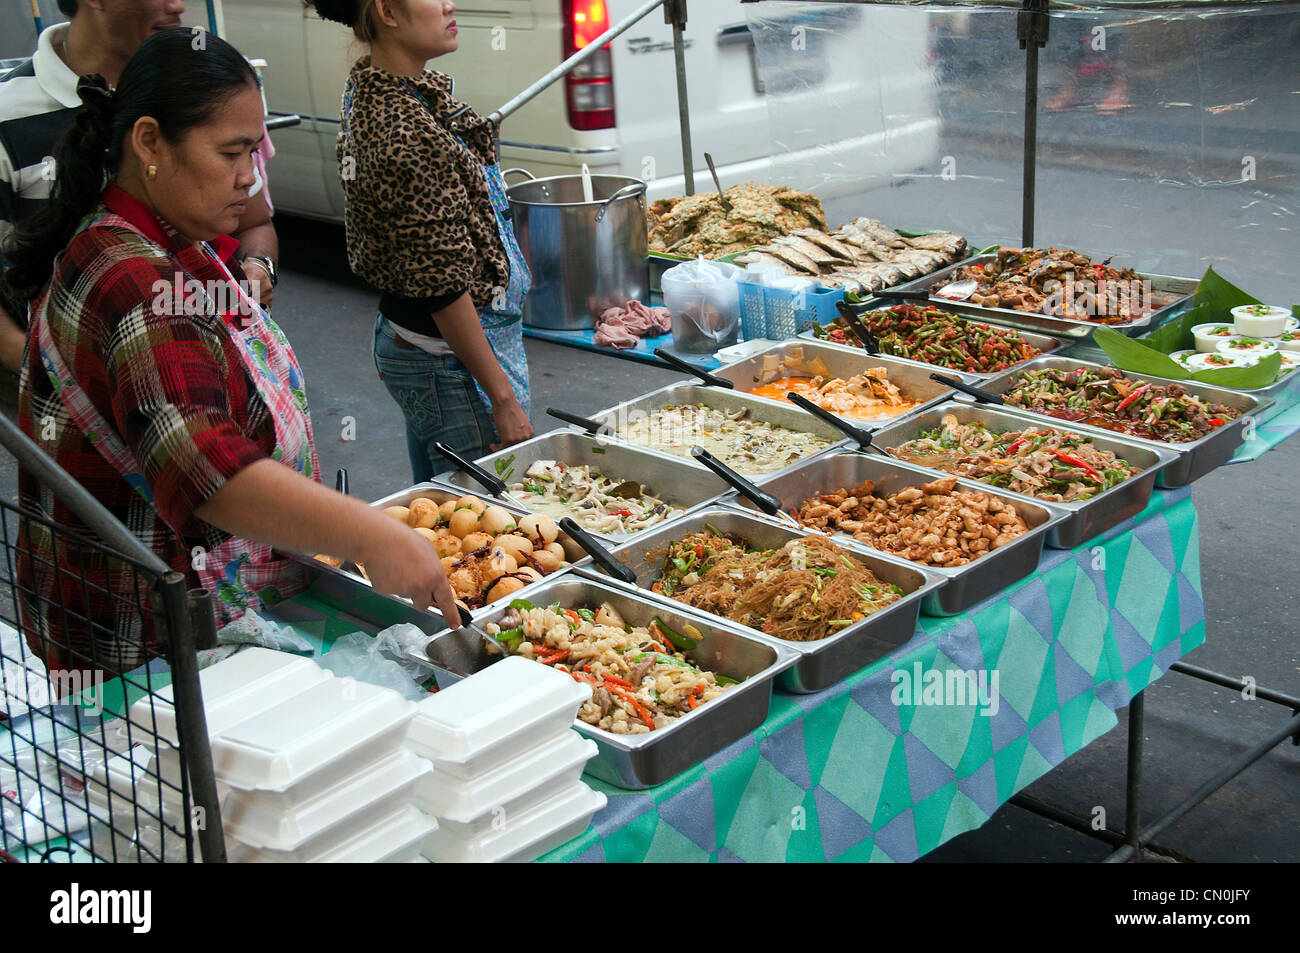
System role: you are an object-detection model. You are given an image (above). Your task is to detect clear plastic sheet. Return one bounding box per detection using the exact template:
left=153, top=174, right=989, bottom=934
left=744, top=2, right=1300, bottom=302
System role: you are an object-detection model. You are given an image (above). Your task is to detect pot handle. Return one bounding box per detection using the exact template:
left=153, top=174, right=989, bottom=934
left=501, top=168, right=535, bottom=182
left=594, top=182, right=647, bottom=223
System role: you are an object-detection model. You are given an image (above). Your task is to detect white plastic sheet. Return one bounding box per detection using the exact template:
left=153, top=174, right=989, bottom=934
left=744, top=1, right=1299, bottom=302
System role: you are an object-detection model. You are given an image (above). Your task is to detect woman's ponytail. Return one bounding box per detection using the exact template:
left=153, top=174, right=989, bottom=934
left=0, top=76, right=118, bottom=318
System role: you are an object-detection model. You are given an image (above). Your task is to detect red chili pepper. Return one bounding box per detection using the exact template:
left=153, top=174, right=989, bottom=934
left=1208, top=417, right=1226, bottom=427
left=693, top=544, right=705, bottom=559
left=1054, top=450, right=1102, bottom=482
left=1005, top=437, right=1028, bottom=455
left=562, top=608, right=580, bottom=627
left=1114, top=383, right=1150, bottom=413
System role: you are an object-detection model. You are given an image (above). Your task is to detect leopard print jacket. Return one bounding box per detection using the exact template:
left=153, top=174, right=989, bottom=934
left=337, top=58, right=509, bottom=309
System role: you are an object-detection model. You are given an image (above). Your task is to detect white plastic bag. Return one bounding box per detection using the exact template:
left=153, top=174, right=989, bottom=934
left=661, top=258, right=743, bottom=352
left=317, top=624, right=434, bottom=701
left=216, top=610, right=314, bottom=654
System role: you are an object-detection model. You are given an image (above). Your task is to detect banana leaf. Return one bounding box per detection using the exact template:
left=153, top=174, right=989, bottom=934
left=1093, top=266, right=1293, bottom=390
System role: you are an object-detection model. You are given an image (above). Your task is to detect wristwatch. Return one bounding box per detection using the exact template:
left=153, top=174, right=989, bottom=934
left=242, top=254, right=278, bottom=288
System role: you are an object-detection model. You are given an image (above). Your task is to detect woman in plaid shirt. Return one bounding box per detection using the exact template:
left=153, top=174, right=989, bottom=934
left=1, top=30, right=460, bottom=676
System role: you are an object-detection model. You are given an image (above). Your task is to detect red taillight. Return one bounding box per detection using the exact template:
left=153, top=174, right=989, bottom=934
left=563, top=0, right=614, bottom=131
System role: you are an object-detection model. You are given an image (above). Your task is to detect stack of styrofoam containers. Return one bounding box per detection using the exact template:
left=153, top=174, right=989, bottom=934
left=407, top=657, right=606, bottom=863
left=123, top=648, right=435, bottom=863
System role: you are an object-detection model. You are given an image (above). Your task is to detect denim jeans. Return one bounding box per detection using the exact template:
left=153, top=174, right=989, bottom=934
left=372, top=315, right=496, bottom=483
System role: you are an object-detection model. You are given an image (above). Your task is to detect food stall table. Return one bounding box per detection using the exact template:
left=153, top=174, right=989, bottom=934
left=264, top=486, right=1204, bottom=863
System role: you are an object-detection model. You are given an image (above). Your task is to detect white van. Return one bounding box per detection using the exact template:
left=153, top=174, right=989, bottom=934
left=210, top=0, right=939, bottom=220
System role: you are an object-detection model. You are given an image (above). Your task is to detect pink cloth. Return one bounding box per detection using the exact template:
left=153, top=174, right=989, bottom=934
left=594, top=300, right=672, bottom=349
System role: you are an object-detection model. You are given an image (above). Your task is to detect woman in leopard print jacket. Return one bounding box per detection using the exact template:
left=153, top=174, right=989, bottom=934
left=314, top=0, right=534, bottom=478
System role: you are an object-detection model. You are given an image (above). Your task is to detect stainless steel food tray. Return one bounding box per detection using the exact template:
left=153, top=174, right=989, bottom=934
left=581, top=382, right=851, bottom=481
left=708, top=339, right=979, bottom=425
left=436, top=429, right=731, bottom=545
left=408, top=574, right=800, bottom=789
left=868, top=402, right=1177, bottom=549
left=725, top=451, right=1069, bottom=616
left=972, top=355, right=1273, bottom=489
left=281, top=480, right=591, bottom=626
left=571, top=507, right=946, bottom=693
left=796, top=299, right=1070, bottom=380
left=888, top=254, right=1197, bottom=339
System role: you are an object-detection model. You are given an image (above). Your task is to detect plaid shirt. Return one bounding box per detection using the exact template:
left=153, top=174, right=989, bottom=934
left=17, top=185, right=273, bottom=675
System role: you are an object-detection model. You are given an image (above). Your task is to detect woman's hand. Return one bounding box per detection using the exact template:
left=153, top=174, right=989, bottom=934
left=357, top=516, right=460, bottom=621
left=194, top=459, right=463, bottom=626
left=490, top=396, right=534, bottom=450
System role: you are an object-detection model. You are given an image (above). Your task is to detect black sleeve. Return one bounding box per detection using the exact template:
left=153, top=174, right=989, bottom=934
left=377, top=286, right=468, bottom=337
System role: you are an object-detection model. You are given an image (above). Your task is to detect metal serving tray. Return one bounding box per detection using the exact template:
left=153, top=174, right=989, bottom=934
left=708, top=339, right=979, bottom=425
left=868, top=402, right=1177, bottom=549
left=437, top=429, right=731, bottom=545
left=972, top=355, right=1273, bottom=489
left=725, top=452, right=1069, bottom=616
left=282, top=480, right=590, bottom=626
left=797, top=298, right=1070, bottom=379
left=572, top=507, right=946, bottom=693
left=410, top=574, right=800, bottom=789
left=889, top=254, right=1197, bottom=339
left=582, top=382, right=850, bottom=481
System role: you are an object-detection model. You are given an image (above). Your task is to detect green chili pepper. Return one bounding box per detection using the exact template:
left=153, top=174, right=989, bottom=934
left=651, top=615, right=697, bottom=651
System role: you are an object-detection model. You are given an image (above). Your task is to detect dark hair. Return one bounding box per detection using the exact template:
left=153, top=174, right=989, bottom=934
left=0, top=29, right=259, bottom=312
left=57, top=0, right=76, bottom=17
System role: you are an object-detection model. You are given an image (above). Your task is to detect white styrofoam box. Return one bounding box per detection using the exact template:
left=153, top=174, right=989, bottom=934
left=421, top=782, right=605, bottom=863
left=85, top=745, right=232, bottom=819
left=128, top=648, right=331, bottom=745
left=416, top=732, right=597, bottom=838
left=222, top=747, right=431, bottom=851
left=228, top=805, right=436, bottom=863
left=406, top=657, right=590, bottom=780
left=211, top=677, right=413, bottom=793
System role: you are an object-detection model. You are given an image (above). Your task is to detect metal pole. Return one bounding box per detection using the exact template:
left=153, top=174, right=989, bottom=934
left=0, top=411, right=169, bottom=576
left=1105, top=712, right=1300, bottom=863
left=1008, top=793, right=1126, bottom=847
left=1122, top=690, right=1144, bottom=859
left=158, top=573, right=227, bottom=862
left=667, top=0, right=696, bottom=196
left=490, top=0, right=667, bottom=125
left=1017, top=0, right=1049, bottom=246
left=187, top=588, right=220, bottom=651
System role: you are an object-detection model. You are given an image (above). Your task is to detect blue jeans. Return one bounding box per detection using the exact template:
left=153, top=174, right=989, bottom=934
left=372, top=315, right=496, bottom=483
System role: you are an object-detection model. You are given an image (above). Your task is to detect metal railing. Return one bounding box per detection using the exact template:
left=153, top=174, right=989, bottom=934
left=0, top=412, right=224, bottom=863
left=488, top=0, right=698, bottom=195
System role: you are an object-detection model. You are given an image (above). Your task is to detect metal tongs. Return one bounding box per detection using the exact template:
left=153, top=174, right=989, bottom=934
left=784, top=392, right=892, bottom=458
left=653, top=347, right=735, bottom=389
left=834, top=300, right=880, bottom=354
left=558, top=517, right=638, bottom=584
left=688, top=446, right=803, bottom=531
left=929, top=372, right=1004, bottom=405
left=547, top=407, right=606, bottom=436
left=433, top=441, right=531, bottom=510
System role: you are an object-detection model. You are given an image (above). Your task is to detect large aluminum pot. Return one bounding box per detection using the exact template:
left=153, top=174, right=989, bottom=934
left=506, top=170, right=649, bottom=331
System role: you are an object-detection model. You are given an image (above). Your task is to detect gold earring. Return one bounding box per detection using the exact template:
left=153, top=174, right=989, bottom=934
left=146, top=165, right=157, bottom=181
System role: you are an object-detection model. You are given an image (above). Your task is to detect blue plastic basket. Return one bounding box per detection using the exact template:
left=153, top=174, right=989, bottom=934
left=737, top=280, right=844, bottom=341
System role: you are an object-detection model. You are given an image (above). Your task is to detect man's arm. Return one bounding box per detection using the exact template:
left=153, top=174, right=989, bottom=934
left=232, top=187, right=277, bottom=307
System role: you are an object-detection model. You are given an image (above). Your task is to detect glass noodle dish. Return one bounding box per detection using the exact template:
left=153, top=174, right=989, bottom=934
left=651, top=529, right=904, bottom=642
left=496, top=457, right=682, bottom=535
left=887, top=414, right=1142, bottom=503
left=616, top=403, right=834, bottom=475
left=484, top=599, right=736, bottom=735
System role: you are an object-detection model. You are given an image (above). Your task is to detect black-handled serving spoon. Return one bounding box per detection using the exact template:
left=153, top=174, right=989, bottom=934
left=688, top=446, right=803, bottom=530
left=653, top=347, right=735, bottom=388
left=558, top=517, right=638, bottom=584
left=547, top=407, right=606, bottom=436
left=929, top=372, right=1004, bottom=405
